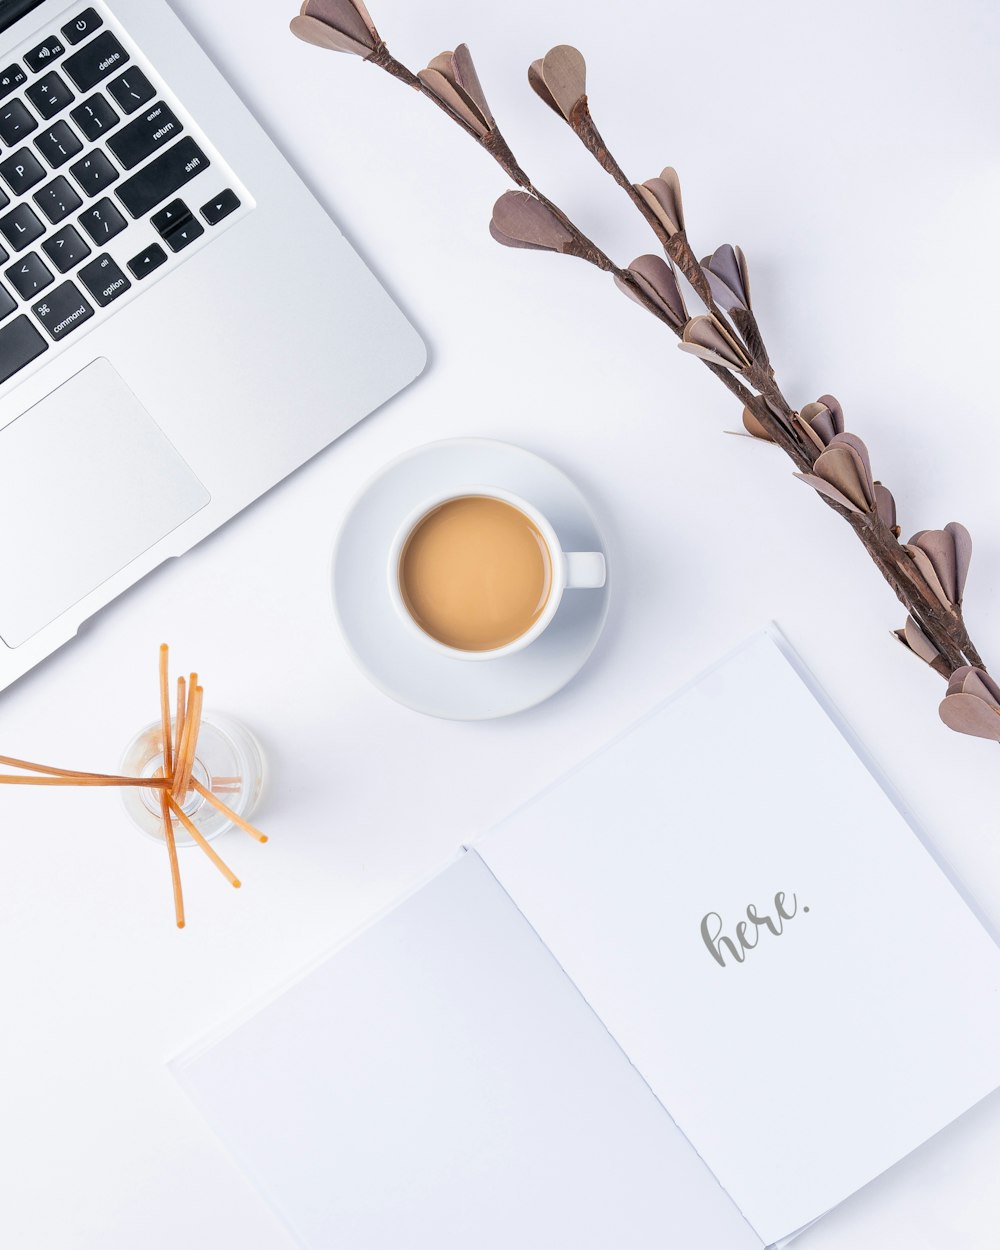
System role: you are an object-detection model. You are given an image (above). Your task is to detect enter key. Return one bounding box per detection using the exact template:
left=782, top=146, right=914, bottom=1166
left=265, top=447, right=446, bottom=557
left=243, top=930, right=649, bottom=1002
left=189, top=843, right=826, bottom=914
left=107, top=101, right=182, bottom=170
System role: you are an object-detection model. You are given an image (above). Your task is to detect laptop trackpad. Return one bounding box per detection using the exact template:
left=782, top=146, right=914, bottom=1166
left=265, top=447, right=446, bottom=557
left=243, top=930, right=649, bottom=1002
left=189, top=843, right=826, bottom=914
left=0, top=359, right=210, bottom=648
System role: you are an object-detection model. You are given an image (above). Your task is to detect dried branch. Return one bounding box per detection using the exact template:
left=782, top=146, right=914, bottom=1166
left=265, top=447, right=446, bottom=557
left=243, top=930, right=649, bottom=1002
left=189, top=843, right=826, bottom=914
left=290, top=3, right=995, bottom=743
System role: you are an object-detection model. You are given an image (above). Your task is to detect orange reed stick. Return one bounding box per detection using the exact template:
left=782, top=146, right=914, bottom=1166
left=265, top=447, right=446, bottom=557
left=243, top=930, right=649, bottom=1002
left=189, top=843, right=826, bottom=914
left=0, top=774, right=172, bottom=787
left=171, top=697, right=195, bottom=800
left=175, top=676, right=186, bottom=768
left=159, top=644, right=173, bottom=781
left=158, top=790, right=185, bottom=929
left=191, top=778, right=268, bottom=842
left=166, top=796, right=241, bottom=888
left=173, top=685, right=203, bottom=801
left=0, top=755, right=166, bottom=782
left=190, top=780, right=267, bottom=850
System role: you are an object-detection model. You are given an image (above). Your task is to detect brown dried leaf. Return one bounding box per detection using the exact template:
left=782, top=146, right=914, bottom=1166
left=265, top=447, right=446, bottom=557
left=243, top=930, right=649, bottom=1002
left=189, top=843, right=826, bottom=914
left=701, top=244, right=751, bottom=311
left=488, top=221, right=547, bottom=251
left=947, top=522, right=973, bottom=603
left=624, top=255, right=686, bottom=325
left=452, top=44, right=494, bottom=127
left=829, top=433, right=873, bottom=488
left=742, top=405, right=773, bottom=440
left=636, top=167, right=684, bottom=236
left=873, top=482, right=896, bottom=531
left=680, top=315, right=750, bottom=370
left=902, top=544, right=952, bottom=610
left=792, top=412, right=828, bottom=454
left=798, top=397, right=844, bottom=447
left=793, top=471, right=866, bottom=514
left=302, top=0, right=376, bottom=46
left=491, top=191, right=572, bottom=252
left=962, top=669, right=1000, bottom=707
left=812, top=444, right=873, bottom=512
left=418, top=67, right=490, bottom=136
left=947, top=664, right=975, bottom=697
left=532, top=45, right=586, bottom=121
left=909, top=529, right=960, bottom=605
left=289, top=13, right=372, bottom=55
left=939, top=692, right=1000, bottom=740
left=902, top=615, right=940, bottom=664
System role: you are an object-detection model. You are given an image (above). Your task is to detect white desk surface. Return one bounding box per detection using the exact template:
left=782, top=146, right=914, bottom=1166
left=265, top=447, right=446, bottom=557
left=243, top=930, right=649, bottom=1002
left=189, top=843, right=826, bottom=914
left=1, top=1, right=998, bottom=1246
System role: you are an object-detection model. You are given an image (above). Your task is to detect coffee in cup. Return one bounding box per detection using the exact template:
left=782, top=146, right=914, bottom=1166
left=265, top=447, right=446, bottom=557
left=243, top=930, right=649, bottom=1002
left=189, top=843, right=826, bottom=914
left=388, top=487, right=606, bottom=662
left=398, top=495, right=552, bottom=652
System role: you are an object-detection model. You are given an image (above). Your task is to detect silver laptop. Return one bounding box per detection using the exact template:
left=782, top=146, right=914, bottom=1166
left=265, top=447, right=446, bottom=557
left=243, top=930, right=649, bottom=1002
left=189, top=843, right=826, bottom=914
left=0, top=0, right=426, bottom=690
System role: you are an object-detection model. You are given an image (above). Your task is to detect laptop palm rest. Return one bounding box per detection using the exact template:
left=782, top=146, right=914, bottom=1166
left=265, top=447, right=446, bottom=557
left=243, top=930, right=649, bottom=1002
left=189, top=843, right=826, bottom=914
left=0, top=358, right=210, bottom=648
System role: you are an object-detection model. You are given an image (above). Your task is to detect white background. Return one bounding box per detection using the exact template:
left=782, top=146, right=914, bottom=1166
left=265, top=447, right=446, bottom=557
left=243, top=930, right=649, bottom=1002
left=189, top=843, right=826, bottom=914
left=1, top=0, right=998, bottom=1247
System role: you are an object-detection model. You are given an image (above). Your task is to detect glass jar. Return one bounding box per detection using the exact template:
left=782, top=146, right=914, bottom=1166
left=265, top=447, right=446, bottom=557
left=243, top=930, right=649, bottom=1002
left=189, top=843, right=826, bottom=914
left=119, top=713, right=265, bottom=845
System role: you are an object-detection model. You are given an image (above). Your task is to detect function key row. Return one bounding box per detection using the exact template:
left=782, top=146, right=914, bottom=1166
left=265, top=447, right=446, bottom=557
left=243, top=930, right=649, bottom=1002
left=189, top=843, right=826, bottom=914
left=0, top=10, right=103, bottom=105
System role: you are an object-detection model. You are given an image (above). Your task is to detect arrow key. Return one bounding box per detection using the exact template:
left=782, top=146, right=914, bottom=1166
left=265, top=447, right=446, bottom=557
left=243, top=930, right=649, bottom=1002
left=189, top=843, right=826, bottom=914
left=150, top=197, right=190, bottom=236
left=162, top=216, right=203, bottom=253
left=127, top=242, right=166, bottom=279
left=200, top=189, right=240, bottom=226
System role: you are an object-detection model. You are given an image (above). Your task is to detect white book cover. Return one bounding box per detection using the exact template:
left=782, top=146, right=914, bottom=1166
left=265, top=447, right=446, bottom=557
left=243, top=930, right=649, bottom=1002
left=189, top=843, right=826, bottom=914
left=174, top=852, right=762, bottom=1249
left=173, top=630, right=1000, bottom=1247
left=475, top=631, right=1000, bottom=1243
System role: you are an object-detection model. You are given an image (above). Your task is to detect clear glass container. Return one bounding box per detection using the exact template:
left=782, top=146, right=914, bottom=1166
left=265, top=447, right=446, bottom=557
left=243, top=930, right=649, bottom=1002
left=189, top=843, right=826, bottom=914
left=119, top=713, right=265, bottom=845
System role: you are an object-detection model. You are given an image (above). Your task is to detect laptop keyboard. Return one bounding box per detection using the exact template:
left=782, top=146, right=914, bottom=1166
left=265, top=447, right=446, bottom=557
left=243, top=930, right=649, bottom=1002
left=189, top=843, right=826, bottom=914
left=0, top=2, right=252, bottom=391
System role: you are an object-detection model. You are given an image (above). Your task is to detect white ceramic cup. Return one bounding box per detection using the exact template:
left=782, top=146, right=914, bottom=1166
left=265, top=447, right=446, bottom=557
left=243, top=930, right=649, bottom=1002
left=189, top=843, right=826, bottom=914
left=387, top=486, right=606, bottom=662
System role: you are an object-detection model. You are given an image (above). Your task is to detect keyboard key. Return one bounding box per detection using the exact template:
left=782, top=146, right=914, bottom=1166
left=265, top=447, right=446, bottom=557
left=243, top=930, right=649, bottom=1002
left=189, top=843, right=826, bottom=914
left=31, top=279, right=93, bottom=340
left=33, top=175, right=82, bottom=224
left=0, top=99, right=38, bottom=145
left=63, top=31, right=128, bottom=92
left=116, top=137, right=209, bottom=218
left=35, top=119, right=83, bottom=168
left=0, top=283, right=15, bottom=319
left=0, top=64, right=26, bottom=102
left=24, top=37, right=65, bottom=76
left=78, top=252, right=130, bottom=306
left=68, top=149, right=117, bottom=195
left=107, top=101, right=182, bottom=170
left=78, top=195, right=126, bottom=243
left=0, top=314, right=47, bottom=382
left=6, top=252, right=53, bottom=299
left=70, top=91, right=117, bottom=140
left=162, top=215, right=203, bottom=253
left=61, top=8, right=103, bottom=46
left=150, top=197, right=188, bottom=234
left=42, top=224, right=90, bottom=273
left=0, top=185, right=8, bottom=213
left=26, top=71, right=74, bottom=120
left=107, top=67, right=153, bottom=114
left=0, top=149, right=45, bottom=197
left=0, top=202, right=44, bottom=251
left=127, top=242, right=166, bottom=279
left=200, top=188, right=240, bottom=225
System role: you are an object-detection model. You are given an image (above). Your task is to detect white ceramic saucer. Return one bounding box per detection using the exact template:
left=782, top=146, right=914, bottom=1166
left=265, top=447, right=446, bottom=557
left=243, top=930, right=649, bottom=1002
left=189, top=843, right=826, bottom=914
left=332, top=439, right=611, bottom=720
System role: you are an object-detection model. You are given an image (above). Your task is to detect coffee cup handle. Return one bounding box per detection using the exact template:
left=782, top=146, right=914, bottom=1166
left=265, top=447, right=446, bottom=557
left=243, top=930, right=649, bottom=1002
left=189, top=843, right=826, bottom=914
left=564, top=552, right=606, bottom=589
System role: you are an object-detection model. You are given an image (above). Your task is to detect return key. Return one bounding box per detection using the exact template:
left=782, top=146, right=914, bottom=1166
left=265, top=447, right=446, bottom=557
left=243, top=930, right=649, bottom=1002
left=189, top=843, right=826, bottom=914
left=107, top=102, right=182, bottom=170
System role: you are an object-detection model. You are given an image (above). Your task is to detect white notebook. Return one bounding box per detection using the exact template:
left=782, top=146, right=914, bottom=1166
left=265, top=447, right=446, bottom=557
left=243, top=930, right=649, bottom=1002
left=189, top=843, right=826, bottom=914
left=173, top=632, right=1000, bottom=1248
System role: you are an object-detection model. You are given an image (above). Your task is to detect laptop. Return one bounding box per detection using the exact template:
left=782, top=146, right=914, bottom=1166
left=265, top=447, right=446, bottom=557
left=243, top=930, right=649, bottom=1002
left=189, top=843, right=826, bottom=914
left=0, top=0, right=426, bottom=690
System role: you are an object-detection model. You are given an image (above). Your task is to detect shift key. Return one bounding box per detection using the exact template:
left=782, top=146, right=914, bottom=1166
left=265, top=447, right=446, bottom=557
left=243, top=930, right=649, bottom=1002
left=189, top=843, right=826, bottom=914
left=116, top=137, right=209, bottom=219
